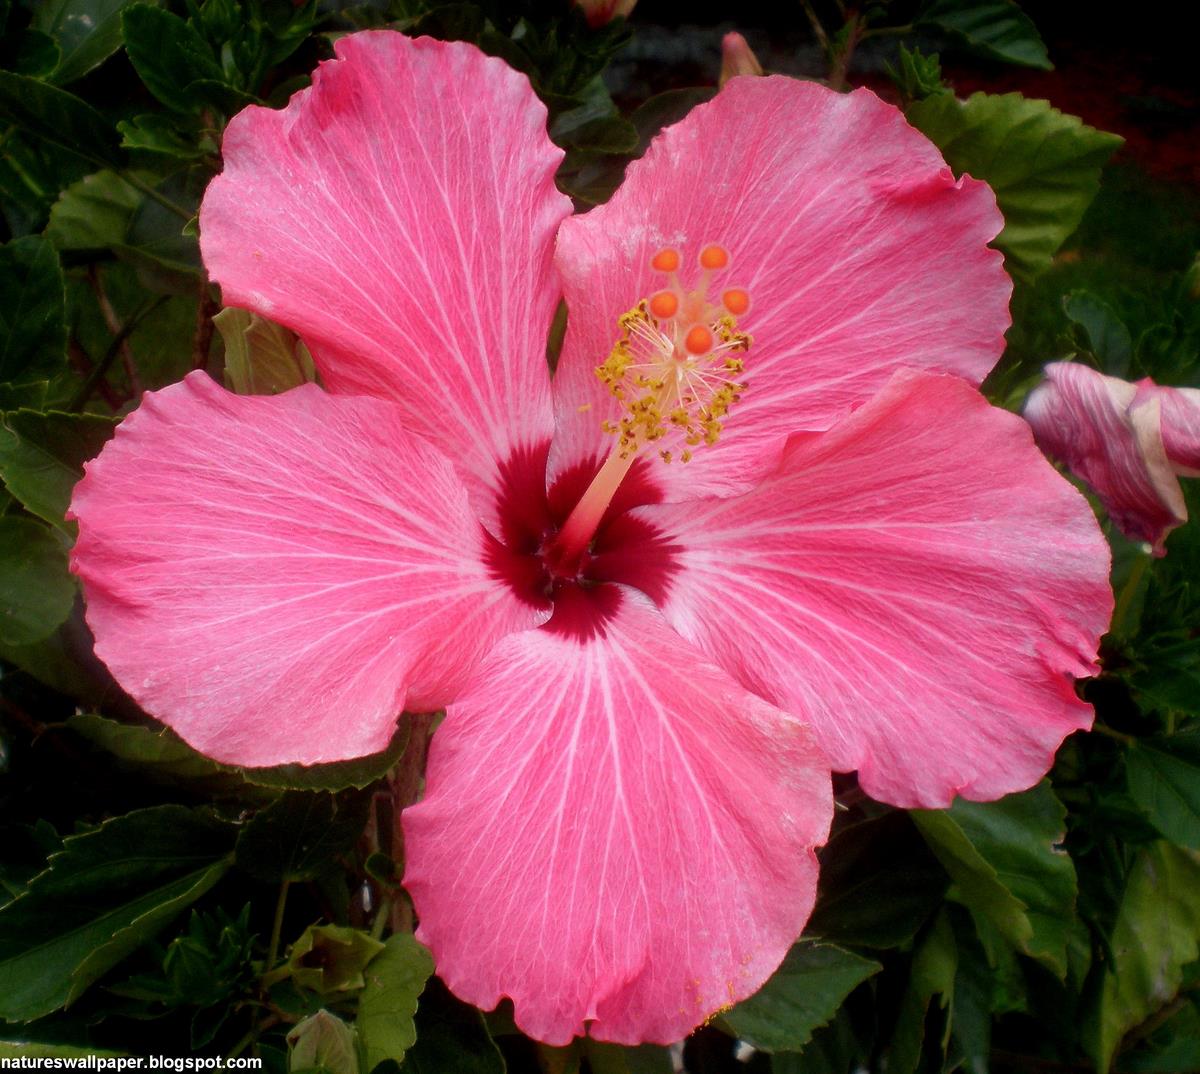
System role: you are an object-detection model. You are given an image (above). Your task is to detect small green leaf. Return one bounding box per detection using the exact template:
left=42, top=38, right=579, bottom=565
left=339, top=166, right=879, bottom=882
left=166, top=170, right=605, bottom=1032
left=1083, top=842, right=1200, bottom=1073
left=918, top=0, right=1051, bottom=70
left=65, top=712, right=230, bottom=784
left=907, top=91, right=1123, bottom=282
left=236, top=721, right=409, bottom=791
left=1063, top=291, right=1133, bottom=377
left=0, top=516, right=74, bottom=647
left=888, top=911, right=958, bottom=1074
left=216, top=307, right=318, bottom=396
left=1126, top=730, right=1200, bottom=849
left=0, top=236, right=67, bottom=385
left=913, top=781, right=1077, bottom=976
left=46, top=169, right=142, bottom=253
left=885, top=45, right=949, bottom=104
left=287, top=1009, right=360, bottom=1074
left=0, top=805, right=235, bottom=1021
left=34, top=0, right=155, bottom=84
left=358, top=933, right=435, bottom=1071
left=721, top=941, right=882, bottom=1053
left=14, top=30, right=62, bottom=78
left=121, top=5, right=225, bottom=114
left=235, top=790, right=371, bottom=882
left=0, top=410, right=117, bottom=531
left=0, top=71, right=122, bottom=167
left=119, top=113, right=215, bottom=159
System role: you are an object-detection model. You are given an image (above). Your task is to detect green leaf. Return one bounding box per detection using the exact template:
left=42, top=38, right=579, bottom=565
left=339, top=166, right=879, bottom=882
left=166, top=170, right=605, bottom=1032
left=358, top=933, right=435, bottom=1071
left=216, top=308, right=318, bottom=395
left=287, top=1009, right=360, bottom=1074
left=121, top=5, right=225, bottom=114
left=912, top=781, right=1078, bottom=976
left=918, top=0, right=1051, bottom=70
left=236, top=721, right=409, bottom=791
left=1064, top=291, right=1133, bottom=377
left=0, top=236, right=67, bottom=385
left=235, top=790, right=371, bottom=882
left=582, top=1042, right=673, bottom=1074
left=0, top=410, right=117, bottom=531
left=0, top=516, right=74, bottom=647
left=0, top=71, right=122, bottom=167
left=907, top=91, right=1123, bottom=282
left=1083, top=842, right=1200, bottom=1072
left=1126, top=730, right=1200, bottom=849
left=119, top=113, right=216, bottom=159
left=399, top=979, right=506, bottom=1074
left=888, top=910, right=958, bottom=1074
left=0, top=805, right=235, bottom=1021
left=46, top=169, right=142, bottom=253
left=13, top=31, right=62, bottom=78
left=34, top=0, right=154, bottom=84
left=885, top=45, right=949, bottom=104
left=721, top=941, right=881, bottom=1053
left=807, top=812, right=948, bottom=949
left=64, top=712, right=230, bottom=783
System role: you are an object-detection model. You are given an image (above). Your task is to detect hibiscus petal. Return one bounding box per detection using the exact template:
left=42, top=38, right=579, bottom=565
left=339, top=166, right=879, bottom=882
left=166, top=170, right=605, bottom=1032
left=69, top=372, right=543, bottom=768
left=200, top=32, right=570, bottom=527
left=1025, top=362, right=1186, bottom=553
left=402, top=590, right=831, bottom=1044
left=638, top=370, right=1111, bottom=808
left=551, top=76, right=1010, bottom=500
left=1134, top=379, right=1200, bottom=474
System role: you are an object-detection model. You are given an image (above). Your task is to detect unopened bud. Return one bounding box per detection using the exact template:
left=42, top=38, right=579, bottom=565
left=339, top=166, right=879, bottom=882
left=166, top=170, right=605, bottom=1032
left=719, top=32, right=763, bottom=87
left=574, top=0, right=636, bottom=28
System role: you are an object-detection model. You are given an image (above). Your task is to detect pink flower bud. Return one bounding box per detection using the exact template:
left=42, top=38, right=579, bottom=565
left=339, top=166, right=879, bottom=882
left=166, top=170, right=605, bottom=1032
left=719, top=31, right=764, bottom=87
left=573, top=0, right=636, bottom=28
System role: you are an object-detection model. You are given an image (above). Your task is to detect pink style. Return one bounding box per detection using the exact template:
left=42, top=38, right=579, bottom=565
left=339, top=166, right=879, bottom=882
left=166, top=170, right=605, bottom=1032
left=1025, top=361, right=1200, bottom=554
left=69, top=32, right=1112, bottom=1046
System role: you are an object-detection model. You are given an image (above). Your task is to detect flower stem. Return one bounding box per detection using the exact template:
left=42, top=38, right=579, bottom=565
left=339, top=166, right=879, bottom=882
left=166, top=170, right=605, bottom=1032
left=264, top=878, right=290, bottom=974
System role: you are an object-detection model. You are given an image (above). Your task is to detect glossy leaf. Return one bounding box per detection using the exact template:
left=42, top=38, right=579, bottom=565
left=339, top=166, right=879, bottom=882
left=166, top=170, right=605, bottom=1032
left=721, top=941, right=882, bottom=1053
left=358, top=933, right=435, bottom=1071
left=0, top=236, right=67, bottom=385
left=0, top=72, right=121, bottom=167
left=0, top=805, right=234, bottom=1021
left=918, top=0, right=1051, bottom=70
left=235, top=722, right=409, bottom=792
left=234, top=790, right=371, bottom=882
left=0, top=516, right=74, bottom=647
left=1125, top=730, right=1200, bottom=849
left=1063, top=291, right=1133, bottom=377
left=46, top=169, right=141, bottom=253
left=907, top=91, right=1123, bottom=282
left=0, top=410, right=117, bottom=531
left=913, top=782, right=1077, bottom=976
left=121, top=5, right=225, bottom=114
left=1083, top=842, right=1200, bottom=1072
left=34, top=0, right=153, bottom=84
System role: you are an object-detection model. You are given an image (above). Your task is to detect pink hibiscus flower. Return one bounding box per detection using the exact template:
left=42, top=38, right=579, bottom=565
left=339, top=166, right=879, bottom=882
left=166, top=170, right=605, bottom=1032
left=69, top=32, right=1113, bottom=1044
left=1025, top=361, right=1200, bottom=554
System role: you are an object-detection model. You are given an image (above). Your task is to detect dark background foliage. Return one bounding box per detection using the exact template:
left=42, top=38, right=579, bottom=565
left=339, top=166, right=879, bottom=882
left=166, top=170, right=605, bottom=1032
left=1, top=0, right=1198, bottom=1071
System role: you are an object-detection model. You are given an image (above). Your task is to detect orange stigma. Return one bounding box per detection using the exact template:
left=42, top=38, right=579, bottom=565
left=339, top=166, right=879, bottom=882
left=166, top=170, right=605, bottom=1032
left=699, top=244, right=729, bottom=270
left=649, top=290, right=680, bottom=319
left=685, top=324, right=714, bottom=354
left=722, top=288, right=750, bottom=315
left=651, top=247, right=681, bottom=273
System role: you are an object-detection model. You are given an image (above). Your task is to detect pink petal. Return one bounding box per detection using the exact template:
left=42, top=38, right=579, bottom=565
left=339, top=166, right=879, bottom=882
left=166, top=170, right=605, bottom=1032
left=402, top=591, right=831, bottom=1044
left=550, top=76, right=1010, bottom=501
left=1133, top=379, right=1200, bottom=474
left=638, top=370, right=1112, bottom=808
left=1025, top=362, right=1186, bottom=553
left=69, top=372, right=543, bottom=768
left=200, top=32, right=571, bottom=530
